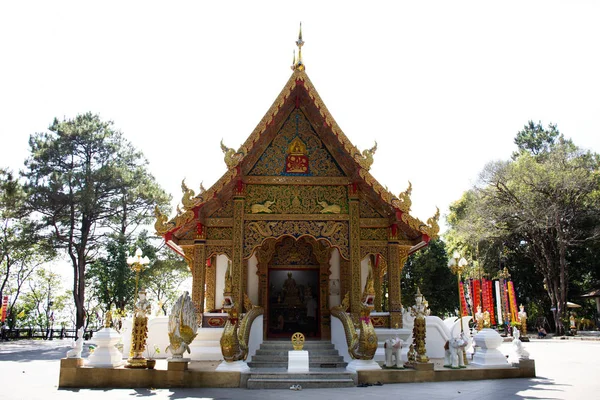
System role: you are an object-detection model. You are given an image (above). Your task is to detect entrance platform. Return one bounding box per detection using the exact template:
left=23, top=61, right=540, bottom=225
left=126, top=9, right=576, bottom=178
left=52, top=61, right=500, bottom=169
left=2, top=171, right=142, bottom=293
left=58, top=358, right=535, bottom=389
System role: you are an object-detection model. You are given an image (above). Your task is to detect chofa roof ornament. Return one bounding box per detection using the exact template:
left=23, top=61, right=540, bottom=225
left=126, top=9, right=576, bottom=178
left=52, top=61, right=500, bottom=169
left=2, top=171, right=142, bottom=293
left=291, top=22, right=305, bottom=71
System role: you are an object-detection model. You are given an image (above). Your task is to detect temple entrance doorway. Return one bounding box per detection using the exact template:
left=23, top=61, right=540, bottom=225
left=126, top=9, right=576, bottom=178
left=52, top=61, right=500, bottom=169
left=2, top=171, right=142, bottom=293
left=267, top=268, right=319, bottom=339
left=258, top=236, right=331, bottom=340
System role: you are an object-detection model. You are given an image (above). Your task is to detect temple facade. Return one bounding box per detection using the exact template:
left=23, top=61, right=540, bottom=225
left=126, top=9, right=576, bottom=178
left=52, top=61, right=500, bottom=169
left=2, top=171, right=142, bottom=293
left=154, top=31, right=439, bottom=341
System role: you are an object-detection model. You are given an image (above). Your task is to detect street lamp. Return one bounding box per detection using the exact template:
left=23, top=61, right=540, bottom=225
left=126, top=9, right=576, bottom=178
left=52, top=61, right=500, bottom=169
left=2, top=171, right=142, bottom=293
left=448, top=251, right=468, bottom=334
left=127, top=248, right=150, bottom=300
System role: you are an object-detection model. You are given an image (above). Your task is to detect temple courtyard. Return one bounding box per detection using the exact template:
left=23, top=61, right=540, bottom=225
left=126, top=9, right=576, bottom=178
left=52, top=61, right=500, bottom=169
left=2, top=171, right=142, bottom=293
left=0, top=337, right=599, bottom=399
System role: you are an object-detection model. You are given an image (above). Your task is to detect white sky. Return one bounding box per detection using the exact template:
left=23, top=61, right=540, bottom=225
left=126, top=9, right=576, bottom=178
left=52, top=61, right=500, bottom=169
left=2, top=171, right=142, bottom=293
left=1, top=1, right=599, bottom=233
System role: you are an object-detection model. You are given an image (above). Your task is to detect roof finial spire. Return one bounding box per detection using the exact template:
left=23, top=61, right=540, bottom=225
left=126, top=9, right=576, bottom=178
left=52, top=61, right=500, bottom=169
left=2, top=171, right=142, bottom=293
left=291, top=22, right=305, bottom=71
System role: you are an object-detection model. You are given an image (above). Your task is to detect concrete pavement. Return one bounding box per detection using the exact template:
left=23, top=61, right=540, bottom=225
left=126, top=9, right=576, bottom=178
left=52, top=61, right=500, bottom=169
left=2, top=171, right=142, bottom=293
left=1, top=338, right=599, bottom=399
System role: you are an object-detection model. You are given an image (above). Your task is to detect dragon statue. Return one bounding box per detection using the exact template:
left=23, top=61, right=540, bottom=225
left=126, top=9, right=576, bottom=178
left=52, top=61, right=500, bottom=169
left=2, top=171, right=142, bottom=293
left=166, top=291, right=198, bottom=359
left=354, top=141, right=377, bottom=171
left=330, top=265, right=378, bottom=360
left=220, top=140, right=246, bottom=169
left=220, top=262, right=264, bottom=362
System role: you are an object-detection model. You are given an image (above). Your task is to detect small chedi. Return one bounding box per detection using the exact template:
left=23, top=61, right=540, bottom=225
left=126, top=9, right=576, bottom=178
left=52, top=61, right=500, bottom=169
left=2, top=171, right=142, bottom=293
left=330, top=264, right=378, bottom=360
left=410, top=287, right=430, bottom=364
left=166, top=291, right=198, bottom=359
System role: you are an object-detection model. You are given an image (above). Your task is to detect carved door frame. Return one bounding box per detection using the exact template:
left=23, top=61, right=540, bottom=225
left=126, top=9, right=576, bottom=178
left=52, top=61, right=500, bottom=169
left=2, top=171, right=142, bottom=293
left=255, top=235, right=332, bottom=340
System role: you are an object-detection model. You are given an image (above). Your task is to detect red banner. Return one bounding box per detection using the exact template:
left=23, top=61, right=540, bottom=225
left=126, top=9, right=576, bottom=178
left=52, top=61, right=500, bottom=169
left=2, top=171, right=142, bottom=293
left=472, top=279, right=481, bottom=313
left=486, top=279, right=496, bottom=325
left=1, top=295, right=8, bottom=322
left=508, top=281, right=518, bottom=323
left=459, top=282, right=469, bottom=317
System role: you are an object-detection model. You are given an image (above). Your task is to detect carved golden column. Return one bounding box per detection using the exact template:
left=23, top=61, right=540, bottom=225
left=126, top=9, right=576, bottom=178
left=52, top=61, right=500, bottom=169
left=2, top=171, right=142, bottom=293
left=232, top=190, right=245, bottom=315
left=255, top=239, right=276, bottom=338
left=193, top=244, right=207, bottom=324
left=348, top=186, right=361, bottom=316
left=204, top=255, right=217, bottom=312
left=313, top=240, right=332, bottom=339
left=182, top=244, right=206, bottom=325
left=388, top=241, right=410, bottom=329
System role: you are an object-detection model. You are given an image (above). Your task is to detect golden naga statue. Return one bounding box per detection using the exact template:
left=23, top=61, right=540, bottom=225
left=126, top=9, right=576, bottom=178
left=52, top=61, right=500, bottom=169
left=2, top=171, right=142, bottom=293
left=354, top=141, right=377, bottom=171
left=220, top=140, right=246, bottom=169
left=181, top=179, right=199, bottom=210
left=330, top=265, right=378, bottom=360
left=220, top=263, right=263, bottom=362
left=166, top=291, right=198, bottom=359
left=154, top=205, right=175, bottom=235
left=421, top=207, right=440, bottom=239
left=392, top=181, right=412, bottom=213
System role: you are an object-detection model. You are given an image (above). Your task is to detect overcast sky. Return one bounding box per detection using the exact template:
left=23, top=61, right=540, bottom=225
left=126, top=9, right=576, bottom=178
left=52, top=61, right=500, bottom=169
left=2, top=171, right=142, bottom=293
left=2, top=1, right=599, bottom=233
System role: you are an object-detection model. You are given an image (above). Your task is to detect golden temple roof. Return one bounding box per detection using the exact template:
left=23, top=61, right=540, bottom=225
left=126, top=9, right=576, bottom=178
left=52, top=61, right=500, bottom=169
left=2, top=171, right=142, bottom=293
left=155, top=30, right=439, bottom=251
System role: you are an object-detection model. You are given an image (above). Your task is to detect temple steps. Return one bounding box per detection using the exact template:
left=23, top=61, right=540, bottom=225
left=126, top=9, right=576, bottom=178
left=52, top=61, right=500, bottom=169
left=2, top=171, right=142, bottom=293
left=245, top=370, right=356, bottom=389
left=248, top=340, right=347, bottom=369
left=245, top=340, right=355, bottom=388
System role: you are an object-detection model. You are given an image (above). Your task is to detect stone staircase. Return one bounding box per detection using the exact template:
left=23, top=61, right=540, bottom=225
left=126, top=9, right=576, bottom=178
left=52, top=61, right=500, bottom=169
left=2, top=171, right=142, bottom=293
left=245, top=340, right=356, bottom=389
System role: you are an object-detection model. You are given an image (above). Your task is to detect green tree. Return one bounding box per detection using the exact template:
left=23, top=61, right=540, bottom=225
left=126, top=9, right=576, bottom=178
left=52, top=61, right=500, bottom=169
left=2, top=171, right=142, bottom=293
left=446, top=122, right=600, bottom=334
left=18, top=267, right=69, bottom=332
left=1, top=169, right=55, bottom=327
left=402, top=239, right=456, bottom=316
left=88, top=230, right=189, bottom=317
left=23, top=113, right=170, bottom=330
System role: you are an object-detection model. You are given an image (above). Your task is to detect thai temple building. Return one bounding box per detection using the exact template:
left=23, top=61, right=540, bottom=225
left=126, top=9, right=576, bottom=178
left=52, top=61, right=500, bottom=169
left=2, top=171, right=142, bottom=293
left=154, top=27, right=440, bottom=342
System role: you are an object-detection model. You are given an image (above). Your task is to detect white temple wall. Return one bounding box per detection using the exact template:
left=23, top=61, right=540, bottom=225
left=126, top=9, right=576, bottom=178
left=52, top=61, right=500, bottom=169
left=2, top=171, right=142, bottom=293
left=329, top=248, right=341, bottom=307
left=360, top=257, right=370, bottom=292
left=247, top=254, right=259, bottom=305
left=215, top=254, right=228, bottom=310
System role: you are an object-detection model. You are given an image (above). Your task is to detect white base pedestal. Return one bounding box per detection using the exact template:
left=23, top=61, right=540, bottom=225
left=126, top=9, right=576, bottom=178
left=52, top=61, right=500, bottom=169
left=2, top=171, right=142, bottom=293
left=288, top=350, right=309, bottom=373
left=86, top=327, right=123, bottom=368
left=470, top=328, right=508, bottom=368
left=346, top=359, right=381, bottom=372
left=471, top=348, right=510, bottom=367
left=215, top=360, right=250, bottom=372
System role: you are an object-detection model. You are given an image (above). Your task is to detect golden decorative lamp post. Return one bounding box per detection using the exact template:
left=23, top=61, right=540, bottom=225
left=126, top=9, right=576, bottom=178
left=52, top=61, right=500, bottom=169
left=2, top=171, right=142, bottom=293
left=448, top=251, right=468, bottom=334
left=126, top=248, right=150, bottom=368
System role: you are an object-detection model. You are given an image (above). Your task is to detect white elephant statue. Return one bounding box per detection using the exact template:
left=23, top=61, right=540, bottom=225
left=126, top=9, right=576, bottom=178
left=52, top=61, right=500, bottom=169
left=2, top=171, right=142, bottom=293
left=444, top=335, right=467, bottom=369
left=384, top=335, right=403, bottom=368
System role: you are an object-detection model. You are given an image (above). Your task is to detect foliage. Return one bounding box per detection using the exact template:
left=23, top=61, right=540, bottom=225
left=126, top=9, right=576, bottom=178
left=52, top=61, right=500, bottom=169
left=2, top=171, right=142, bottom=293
left=0, top=169, right=55, bottom=327
left=87, top=230, right=189, bottom=317
left=401, top=239, right=456, bottom=316
left=446, top=121, right=600, bottom=334
left=17, top=267, right=69, bottom=331
left=23, top=113, right=170, bottom=329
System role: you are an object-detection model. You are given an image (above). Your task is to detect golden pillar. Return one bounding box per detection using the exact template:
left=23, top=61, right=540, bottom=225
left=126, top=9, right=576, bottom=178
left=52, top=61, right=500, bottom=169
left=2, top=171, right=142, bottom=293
left=348, top=191, right=361, bottom=316
left=232, top=193, right=245, bottom=314
left=204, top=255, right=217, bottom=312
left=388, top=243, right=410, bottom=329
left=192, top=244, right=207, bottom=324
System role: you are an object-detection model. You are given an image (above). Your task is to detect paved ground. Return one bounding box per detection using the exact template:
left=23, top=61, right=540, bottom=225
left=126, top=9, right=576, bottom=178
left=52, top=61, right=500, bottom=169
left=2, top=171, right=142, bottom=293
left=1, top=338, right=599, bottom=400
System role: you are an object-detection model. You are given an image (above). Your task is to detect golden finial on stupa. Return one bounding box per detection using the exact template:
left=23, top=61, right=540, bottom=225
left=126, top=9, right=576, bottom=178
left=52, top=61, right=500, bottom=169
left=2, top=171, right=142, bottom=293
left=291, top=22, right=305, bottom=71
